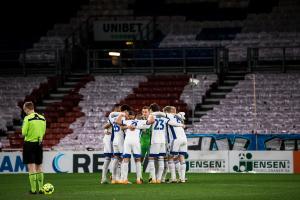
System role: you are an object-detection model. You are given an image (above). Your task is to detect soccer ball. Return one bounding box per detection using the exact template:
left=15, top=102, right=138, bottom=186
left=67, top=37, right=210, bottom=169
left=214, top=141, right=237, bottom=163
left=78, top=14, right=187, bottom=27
left=42, top=183, right=54, bottom=195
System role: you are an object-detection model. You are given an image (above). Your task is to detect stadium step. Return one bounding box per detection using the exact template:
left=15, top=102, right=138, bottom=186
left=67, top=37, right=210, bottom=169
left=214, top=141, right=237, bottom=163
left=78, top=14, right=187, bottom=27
left=36, top=106, right=47, bottom=112
left=12, top=125, right=22, bottom=131
left=223, top=75, right=245, bottom=80
left=66, top=76, right=83, bottom=81
left=223, top=80, right=239, bottom=86
left=42, top=99, right=62, bottom=105
left=187, top=117, right=200, bottom=124
left=203, top=98, right=220, bottom=104
left=57, top=87, right=72, bottom=92
left=217, top=85, right=233, bottom=92
left=193, top=72, right=247, bottom=124
left=210, top=92, right=227, bottom=97
left=63, top=82, right=78, bottom=87
left=49, top=93, right=66, bottom=99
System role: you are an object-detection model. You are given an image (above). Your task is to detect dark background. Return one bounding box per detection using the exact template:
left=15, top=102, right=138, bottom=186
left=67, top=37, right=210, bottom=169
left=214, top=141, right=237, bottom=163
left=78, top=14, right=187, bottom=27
left=0, top=0, right=88, bottom=51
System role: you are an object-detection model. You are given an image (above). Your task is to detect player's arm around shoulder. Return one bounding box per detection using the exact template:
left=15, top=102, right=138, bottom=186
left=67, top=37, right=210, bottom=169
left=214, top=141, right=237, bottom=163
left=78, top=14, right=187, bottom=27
left=135, top=120, right=151, bottom=130
left=115, top=112, right=125, bottom=126
left=146, top=114, right=155, bottom=125
left=167, top=117, right=185, bottom=128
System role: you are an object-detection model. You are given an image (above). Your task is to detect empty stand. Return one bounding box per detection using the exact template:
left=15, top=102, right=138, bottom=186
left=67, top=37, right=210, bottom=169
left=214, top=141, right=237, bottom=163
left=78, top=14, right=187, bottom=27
left=189, top=73, right=300, bottom=134
left=53, top=75, right=146, bottom=151
left=120, top=75, right=189, bottom=112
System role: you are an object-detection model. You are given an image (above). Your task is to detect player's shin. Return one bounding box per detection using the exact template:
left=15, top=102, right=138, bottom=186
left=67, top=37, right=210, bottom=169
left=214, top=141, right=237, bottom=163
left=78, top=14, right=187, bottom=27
left=179, top=155, right=186, bottom=182
left=102, top=157, right=111, bottom=181
left=121, top=160, right=129, bottom=182
left=157, top=157, right=164, bottom=182
left=36, top=172, right=44, bottom=191
left=175, top=159, right=181, bottom=179
left=168, top=160, right=176, bottom=182
left=148, top=158, right=156, bottom=182
left=116, top=159, right=122, bottom=181
left=162, top=160, right=168, bottom=182
left=111, top=157, right=118, bottom=181
left=29, top=173, right=37, bottom=192
left=135, top=160, right=142, bottom=181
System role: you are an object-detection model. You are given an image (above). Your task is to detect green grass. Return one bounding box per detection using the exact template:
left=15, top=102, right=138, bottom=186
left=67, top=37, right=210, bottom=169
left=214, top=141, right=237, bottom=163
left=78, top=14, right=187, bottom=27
left=0, top=173, right=300, bottom=200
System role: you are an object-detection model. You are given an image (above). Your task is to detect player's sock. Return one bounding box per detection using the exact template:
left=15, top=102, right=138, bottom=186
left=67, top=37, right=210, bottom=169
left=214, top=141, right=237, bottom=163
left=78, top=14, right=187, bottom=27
left=102, top=157, right=111, bottom=181
left=162, top=160, right=168, bottom=182
left=154, top=159, right=159, bottom=179
left=148, top=159, right=156, bottom=181
left=168, top=161, right=176, bottom=181
left=157, top=157, right=164, bottom=181
left=116, top=160, right=122, bottom=181
left=121, top=162, right=129, bottom=181
left=29, top=173, right=37, bottom=192
left=180, top=161, right=186, bottom=182
left=136, top=161, right=142, bottom=180
left=175, top=160, right=181, bottom=180
left=111, top=158, right=118, bottom=181
left=36, top=172, right=44, bottom=191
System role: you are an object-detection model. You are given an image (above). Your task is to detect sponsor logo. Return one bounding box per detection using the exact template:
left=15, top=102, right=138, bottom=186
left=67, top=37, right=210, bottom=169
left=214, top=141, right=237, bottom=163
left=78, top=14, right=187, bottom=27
left=187, top=159, right=226, bottom=172
left=233, top=153, right=290, bottom=173
left=0, top=155, right=28, bottom=172
left=52, top=153, right=68, bottom=173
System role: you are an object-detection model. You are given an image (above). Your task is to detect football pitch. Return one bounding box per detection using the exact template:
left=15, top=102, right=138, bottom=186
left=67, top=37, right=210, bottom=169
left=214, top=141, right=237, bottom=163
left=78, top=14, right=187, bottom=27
left=0, top=173, right=299, bottom=200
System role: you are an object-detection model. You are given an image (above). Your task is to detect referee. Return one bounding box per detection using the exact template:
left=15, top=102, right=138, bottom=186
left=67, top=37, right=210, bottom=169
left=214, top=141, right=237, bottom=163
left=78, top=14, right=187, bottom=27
left=22, top=101, right=46, bottom=194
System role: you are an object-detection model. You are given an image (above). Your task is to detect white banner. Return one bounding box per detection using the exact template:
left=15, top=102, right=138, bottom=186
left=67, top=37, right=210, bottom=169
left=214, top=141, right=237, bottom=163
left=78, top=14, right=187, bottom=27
left=0, top=152, right=27, bottom=173
left=93, top=20, right=151, bottom=41
left=186, top=151, right=229, bottom=173
left=0, top=151, right=294, bottom=174
left=0, top=151, right=106, bottom=174
left=229, top=151, right=293, bottom=174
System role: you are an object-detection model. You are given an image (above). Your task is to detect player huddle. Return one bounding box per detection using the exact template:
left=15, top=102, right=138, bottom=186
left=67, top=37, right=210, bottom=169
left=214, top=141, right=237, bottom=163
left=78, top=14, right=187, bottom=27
left=101, top=103, right=188, bottom=184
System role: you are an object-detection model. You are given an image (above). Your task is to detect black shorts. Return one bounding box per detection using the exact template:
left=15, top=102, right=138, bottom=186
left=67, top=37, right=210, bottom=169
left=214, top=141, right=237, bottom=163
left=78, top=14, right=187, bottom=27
left=23, top=142, right=43, bottom=165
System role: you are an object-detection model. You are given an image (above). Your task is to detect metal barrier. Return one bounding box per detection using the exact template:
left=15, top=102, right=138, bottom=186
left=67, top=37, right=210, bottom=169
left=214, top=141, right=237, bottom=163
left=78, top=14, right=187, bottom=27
left=87, top=47, right=228, bottom=74
left=0, top=49, right=63, bottom=76
left=247, top=46, right=300, bottom=72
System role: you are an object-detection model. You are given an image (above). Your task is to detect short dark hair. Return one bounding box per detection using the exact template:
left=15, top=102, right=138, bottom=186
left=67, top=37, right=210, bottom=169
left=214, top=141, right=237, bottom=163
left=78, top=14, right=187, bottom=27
left=149, top=103, right=160, bottom=112
left=128, top=110, right=135, bottom=116
left=142, top=106, right=149, bottom=110
left=113, top=104, right=121, bottom=109
left=23, top=101, right=34, bottom=110
left=120, top=104, right=131, bottom=112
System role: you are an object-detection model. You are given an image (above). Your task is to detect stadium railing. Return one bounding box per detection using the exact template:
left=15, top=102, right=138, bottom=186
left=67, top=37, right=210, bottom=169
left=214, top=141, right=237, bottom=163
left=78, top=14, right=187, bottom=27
left=0, top=49, right=63, bottom=75
left=247, top=46, right=300, bottom=72
left=86, top=47, right=229, bottom=74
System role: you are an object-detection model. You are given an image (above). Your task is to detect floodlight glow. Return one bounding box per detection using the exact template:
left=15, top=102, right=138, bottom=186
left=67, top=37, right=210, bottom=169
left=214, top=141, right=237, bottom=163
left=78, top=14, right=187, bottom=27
left=189, top=78, right=200, bottom=85
left=109, top=52, right=120, bottom=57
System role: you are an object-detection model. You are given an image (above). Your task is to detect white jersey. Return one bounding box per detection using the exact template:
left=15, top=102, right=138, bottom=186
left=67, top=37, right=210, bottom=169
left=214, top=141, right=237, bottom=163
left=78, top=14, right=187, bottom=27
left=123, top=119, right=149, bottom=143
left=167, top=114, right=186, bottom=141
left=151, top=116, right=169, bottom=144
left=108, top=113, right=125, bottom=145
left=103, top=132, right=112, bottom=144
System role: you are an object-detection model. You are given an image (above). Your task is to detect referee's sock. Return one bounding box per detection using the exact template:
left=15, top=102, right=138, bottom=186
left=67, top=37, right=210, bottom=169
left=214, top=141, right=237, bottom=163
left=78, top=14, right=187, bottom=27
left=36, top=172, right=44, bottom=191
left=29, top=173, right=37, bottom=192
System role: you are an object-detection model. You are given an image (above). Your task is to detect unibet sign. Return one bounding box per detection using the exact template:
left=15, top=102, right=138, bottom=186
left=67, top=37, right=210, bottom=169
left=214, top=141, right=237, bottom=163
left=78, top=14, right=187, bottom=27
left=93, top=20, right=151, bottom=41
left=230, top=151, right=293, bottom=173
